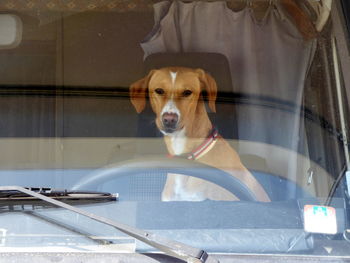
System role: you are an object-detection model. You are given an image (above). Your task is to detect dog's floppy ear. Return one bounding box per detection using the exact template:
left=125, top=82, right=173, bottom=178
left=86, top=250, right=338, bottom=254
left=196, top=69, right=217, bottom=113
left=130, top=70, right=155, bottom=113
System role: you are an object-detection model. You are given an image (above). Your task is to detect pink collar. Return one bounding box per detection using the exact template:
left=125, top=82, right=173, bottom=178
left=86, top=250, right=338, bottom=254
left=168, top=128, right=219, bottom=160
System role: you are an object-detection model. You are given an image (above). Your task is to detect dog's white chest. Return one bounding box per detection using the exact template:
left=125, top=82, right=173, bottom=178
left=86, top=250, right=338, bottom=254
left=162, top=129, right=206, bottom=201
left=169, top=128, right=186, bottom=155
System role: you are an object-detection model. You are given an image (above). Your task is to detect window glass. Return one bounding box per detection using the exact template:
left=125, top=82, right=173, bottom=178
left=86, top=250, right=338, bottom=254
left=0, top=0, right=349, bottom=258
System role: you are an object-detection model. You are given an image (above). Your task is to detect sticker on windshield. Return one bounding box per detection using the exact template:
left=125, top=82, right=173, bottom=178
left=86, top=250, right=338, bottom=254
left=304, top=205, right=337, bottom=234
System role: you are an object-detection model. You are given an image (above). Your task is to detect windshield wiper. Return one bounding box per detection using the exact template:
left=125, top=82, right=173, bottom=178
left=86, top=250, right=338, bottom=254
left=0, top=187, right=117, bottom=204
left=0, top=186, right=218, bottom=263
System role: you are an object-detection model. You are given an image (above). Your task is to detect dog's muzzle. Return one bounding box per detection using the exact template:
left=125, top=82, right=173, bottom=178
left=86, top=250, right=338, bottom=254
left=162, top=112, right=179, bottom=133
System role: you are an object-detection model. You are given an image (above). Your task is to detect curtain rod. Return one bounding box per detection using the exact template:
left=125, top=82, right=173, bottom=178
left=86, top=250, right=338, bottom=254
left=0, top=0, right=318, bottom=39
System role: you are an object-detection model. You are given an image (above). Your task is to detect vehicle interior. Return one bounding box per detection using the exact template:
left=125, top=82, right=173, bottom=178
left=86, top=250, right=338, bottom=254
left=0, top=0, right=349, bottom=261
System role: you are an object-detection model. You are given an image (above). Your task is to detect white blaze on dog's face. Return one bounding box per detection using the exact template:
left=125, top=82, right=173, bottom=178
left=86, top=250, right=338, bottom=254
left=148, top=69, right=202, bottom=134
left=159, top=72, right=181, bottom=133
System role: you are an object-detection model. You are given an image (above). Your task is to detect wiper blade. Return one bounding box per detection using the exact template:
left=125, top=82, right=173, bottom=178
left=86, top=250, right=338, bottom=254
left=0, top=186, right=218, bottom=263
left=0, top=187, right=117, bottom=203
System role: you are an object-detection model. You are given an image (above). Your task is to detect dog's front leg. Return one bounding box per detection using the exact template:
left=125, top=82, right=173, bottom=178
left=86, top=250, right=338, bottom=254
left=161, top=173, right=186, bottom=201
left=161, top=173, right=207, bottom=201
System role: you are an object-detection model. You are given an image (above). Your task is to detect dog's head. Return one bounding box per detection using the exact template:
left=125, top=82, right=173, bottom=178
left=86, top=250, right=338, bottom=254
left=130, top=67, right=217, bottom=134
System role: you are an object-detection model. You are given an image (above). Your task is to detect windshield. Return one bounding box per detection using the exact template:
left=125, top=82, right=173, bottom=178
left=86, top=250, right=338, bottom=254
left=0, top=0, right=350, bottom=260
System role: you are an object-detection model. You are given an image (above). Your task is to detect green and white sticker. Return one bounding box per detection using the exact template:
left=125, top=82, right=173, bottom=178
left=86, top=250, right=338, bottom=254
left=304, top=205, right=337, bottom=234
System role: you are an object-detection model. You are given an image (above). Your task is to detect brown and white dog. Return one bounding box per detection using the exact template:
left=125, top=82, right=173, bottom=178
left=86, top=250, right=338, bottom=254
left=130, top=67, right=270, bottom=202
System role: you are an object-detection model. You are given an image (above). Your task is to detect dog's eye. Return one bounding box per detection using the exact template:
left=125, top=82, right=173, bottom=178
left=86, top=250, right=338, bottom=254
left=155, top=88, right=165, bottom=95
left=182, top=90, right=192, bottom=97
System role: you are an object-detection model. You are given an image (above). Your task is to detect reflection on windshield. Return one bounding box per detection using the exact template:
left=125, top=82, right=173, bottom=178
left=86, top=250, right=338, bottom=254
left=0, top=0, right=349, bottom=258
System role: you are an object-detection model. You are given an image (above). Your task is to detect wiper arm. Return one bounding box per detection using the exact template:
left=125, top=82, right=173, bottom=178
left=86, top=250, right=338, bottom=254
left=0, top=186, right=218, bottom=263
left=0, top=187, right=117, bottom=203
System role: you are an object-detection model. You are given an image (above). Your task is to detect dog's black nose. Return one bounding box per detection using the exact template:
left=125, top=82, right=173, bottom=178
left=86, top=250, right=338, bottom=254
left=162, top=112, right=178, bottom=131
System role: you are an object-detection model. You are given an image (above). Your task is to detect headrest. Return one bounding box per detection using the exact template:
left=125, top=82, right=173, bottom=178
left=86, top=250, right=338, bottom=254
left=144, top=52, right=233, bottom=92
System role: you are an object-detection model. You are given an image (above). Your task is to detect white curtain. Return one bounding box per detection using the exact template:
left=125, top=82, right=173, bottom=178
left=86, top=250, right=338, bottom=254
left=141, top=0, right=317, bottom=185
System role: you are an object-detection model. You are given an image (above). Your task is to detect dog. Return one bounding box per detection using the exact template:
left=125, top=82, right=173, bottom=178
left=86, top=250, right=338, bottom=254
left=130, top=67, right=270, bottom=202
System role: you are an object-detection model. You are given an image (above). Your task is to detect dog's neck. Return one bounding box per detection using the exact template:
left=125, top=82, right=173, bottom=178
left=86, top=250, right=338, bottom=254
left=164, top=100, right=212, bottom=156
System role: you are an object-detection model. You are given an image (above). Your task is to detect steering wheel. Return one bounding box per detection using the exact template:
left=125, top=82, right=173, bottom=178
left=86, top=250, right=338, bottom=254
left=71, top=157, right=258, bottom=201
